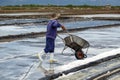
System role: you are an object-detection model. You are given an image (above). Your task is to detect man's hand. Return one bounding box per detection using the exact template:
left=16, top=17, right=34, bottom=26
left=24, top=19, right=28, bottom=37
left=61, top=26, right=66, bottom=31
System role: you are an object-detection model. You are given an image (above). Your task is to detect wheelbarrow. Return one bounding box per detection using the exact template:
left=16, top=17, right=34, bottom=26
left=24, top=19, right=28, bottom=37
left=57, top=32, right=90, bottom=59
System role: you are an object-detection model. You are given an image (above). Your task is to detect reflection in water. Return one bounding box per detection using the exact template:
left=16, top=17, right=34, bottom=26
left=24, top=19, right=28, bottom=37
left=19, top=59, right=55, bottom=80
left=38, top=62, right=55, bottom=76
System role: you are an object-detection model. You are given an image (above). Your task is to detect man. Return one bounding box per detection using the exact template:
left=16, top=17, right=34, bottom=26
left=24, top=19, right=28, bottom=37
left=38, top=13, right=66, bottom=63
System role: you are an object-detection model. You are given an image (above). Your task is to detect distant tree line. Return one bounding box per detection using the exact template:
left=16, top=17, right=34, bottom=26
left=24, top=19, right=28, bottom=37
left=0, top=4, right=119, bottom=10
left=1, top=4, right=120, bottom=7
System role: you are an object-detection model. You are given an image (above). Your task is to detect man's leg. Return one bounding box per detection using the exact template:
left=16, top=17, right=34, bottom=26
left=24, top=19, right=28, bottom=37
left=37, top=38, right=49, bottom=63
left=47, top=38, right=57, bottom=63
left=38, top=37, right=55, bottom=62
left=37, top=50, right=46, bottom=62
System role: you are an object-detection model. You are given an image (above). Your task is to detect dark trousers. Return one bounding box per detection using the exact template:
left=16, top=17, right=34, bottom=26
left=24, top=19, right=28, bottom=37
left=44, top=37, right=55, bottom=53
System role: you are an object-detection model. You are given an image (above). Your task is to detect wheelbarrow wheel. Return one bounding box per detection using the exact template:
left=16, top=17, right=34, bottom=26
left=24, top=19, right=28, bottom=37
left=75, top=49, right=86, bottom=59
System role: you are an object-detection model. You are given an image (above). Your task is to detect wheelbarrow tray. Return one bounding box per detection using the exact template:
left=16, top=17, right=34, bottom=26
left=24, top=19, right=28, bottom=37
left=64, top=35, right=89, bottom=51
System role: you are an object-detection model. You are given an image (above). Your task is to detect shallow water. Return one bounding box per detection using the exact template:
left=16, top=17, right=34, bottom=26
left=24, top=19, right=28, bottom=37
left=0, top=20, right=120, bottom=36
left=69, top=14, right=120, bottom=18
left=0, top=18, right=47, bottom=25
left=0, top=24, right=120, bottom=80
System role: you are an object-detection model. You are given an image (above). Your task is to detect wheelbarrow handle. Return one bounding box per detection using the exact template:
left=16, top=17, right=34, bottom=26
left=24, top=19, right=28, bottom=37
left=57, top=34, right=64, bottom=40
left=57, top=30, right=71, bottom=39
left=64, top=30, right=71, bottom=35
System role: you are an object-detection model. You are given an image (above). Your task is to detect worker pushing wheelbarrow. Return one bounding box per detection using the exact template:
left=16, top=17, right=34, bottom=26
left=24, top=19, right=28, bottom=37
left=58, top=31, right=90, bottom=59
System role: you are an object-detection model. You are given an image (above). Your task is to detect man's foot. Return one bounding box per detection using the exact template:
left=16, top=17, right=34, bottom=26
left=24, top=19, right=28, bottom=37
left=49, top=53, right=57, bottom=63
left=37, top=53, right=42, bottom=61
left=49, top=59, right=57, bottom=63
left=37, top=50, right=46, bottom=62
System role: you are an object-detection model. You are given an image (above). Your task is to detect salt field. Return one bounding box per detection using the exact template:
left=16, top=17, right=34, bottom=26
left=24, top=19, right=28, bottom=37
left=0, top=20, right=120, bottom=36
left=0, top=14, right=120, bottom=80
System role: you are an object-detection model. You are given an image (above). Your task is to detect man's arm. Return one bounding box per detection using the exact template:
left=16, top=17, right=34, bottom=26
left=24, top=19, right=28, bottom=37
left=61, top=26, right=66, bottom=31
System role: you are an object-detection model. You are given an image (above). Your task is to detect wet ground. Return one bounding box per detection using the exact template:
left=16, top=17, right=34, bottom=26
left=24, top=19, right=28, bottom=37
left=0, top=14, right=120, bottom=80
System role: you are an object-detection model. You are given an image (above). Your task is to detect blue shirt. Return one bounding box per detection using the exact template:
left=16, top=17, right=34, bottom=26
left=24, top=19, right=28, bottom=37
left=46, top=20, right=62, bottom=39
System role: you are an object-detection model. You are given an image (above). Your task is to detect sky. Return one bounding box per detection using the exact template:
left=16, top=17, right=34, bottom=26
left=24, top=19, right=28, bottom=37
left=0, top=0, right=120, bottom=6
